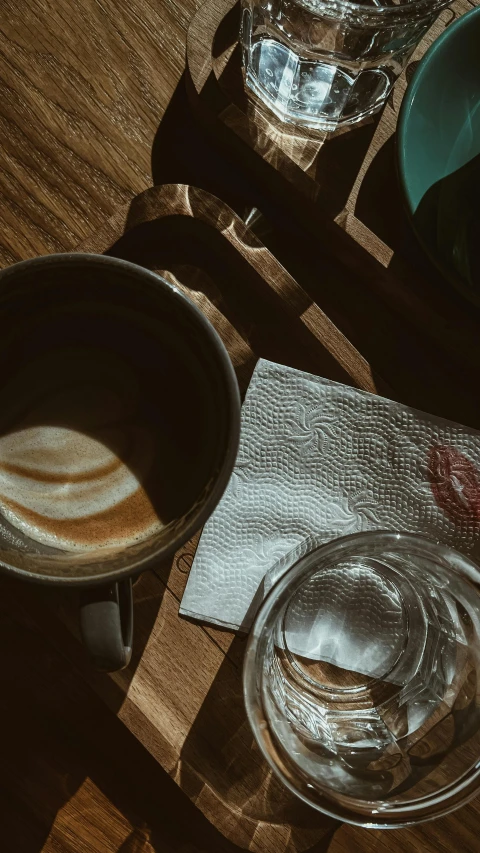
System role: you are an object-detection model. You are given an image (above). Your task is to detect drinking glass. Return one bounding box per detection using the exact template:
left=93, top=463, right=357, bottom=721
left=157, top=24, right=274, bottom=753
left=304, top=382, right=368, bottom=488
left=244, top=532, right=480, bottom=826
left=240, top=0, right=453, bottom=130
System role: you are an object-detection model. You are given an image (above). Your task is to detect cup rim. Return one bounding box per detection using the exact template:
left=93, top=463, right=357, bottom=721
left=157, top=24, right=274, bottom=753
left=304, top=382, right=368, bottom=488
left=0, top=252, right=241, bottom=587
left=293, top=0, right=450, bottom=23
left=243, top=530, right=480, bottom=826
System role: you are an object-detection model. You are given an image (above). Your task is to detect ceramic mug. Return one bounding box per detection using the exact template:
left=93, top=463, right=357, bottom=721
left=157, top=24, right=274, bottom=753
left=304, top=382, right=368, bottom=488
left=0, top=253, right=241, bottom=670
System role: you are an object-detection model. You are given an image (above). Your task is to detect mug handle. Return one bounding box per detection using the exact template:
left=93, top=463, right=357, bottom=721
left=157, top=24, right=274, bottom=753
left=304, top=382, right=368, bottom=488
left=80, top=579, right=133, bottom=672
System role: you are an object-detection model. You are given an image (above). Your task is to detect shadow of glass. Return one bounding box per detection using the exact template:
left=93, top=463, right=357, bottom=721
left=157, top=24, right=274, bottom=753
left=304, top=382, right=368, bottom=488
left=179, top=635, right=340, bottom=851
left=151, top=75, right=258, bottom=220
left=312, top=120, right=378, bottom=217
left=216, top=43, right=247, bottom=112
left=212, top=0, right=241, bottom=59
left=355, top=134, right=408, bottom=253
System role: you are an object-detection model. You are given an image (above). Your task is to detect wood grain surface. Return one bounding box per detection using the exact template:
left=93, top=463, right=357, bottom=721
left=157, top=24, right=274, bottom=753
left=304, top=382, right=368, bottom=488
left=0, top=0, right=198, bottom=265
left=1, top=1, right=480, bottom=852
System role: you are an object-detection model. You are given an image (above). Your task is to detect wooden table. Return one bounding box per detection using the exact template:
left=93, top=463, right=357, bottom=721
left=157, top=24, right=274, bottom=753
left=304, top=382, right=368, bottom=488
left=2, top=2, right=480, bottom=852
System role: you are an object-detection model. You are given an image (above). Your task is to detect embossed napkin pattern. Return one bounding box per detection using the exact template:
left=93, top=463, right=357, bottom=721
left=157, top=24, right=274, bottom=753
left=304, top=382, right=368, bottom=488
left=180, top=359, right=480, bottom=631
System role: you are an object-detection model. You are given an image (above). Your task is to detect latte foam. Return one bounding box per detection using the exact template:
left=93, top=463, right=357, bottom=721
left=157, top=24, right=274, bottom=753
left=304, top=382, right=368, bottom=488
left=0, top=299, right=214, bottom=554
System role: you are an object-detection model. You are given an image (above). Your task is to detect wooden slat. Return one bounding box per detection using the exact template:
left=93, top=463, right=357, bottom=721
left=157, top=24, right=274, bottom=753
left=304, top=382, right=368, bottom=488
left=77, top=182, right=377, bottom=393
left=0, top=0, right=200, bottom=265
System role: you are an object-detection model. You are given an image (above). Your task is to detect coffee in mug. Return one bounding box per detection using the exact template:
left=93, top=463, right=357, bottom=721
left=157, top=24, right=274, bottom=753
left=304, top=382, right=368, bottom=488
left=0, top=253, right=240, bottom=670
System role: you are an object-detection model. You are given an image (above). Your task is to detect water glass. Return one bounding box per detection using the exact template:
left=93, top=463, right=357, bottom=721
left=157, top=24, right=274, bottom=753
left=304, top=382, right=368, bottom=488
left=244, top=532, right=480, bottom=826
left=240, top=0, right=452, bottom=130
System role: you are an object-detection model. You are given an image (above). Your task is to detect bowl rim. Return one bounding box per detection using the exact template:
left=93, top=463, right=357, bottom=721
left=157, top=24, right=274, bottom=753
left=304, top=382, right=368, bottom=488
left=398, top=3, right=480, bottom=216
left=396, top=5, right=480, bottom=305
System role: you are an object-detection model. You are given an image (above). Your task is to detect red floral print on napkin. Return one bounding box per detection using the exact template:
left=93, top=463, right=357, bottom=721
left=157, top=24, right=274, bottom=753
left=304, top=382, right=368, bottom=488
left=428, top=445, right=480, bottom=526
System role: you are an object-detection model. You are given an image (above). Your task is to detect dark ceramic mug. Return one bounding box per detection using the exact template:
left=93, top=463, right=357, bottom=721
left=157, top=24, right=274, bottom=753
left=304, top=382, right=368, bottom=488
left=0, top=253, right=240, bottom=670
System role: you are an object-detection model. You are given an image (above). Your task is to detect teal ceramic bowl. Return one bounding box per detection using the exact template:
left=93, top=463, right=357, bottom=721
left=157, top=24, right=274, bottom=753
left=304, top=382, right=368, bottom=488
left=398, top=6, right=480, bottom=303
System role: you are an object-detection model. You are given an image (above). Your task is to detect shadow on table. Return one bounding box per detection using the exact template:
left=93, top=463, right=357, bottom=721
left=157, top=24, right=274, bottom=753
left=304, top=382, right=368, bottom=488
left=178, top=5, right=480, bottom=428
left=151, top=73, right=259, bottom=219
left=0, top=575, right=245, bottom=853
left=162, top=47, right=480, bottom=426
left=179, top=634, right=341, bottom=852
left=353, top=130, right=480, bottom=428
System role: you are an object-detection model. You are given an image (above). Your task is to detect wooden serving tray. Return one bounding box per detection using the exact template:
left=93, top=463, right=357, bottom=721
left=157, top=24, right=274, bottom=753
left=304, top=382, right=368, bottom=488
left=12, top=183, right=480, bottom=852
left=30, top=182, right=376, bottom=852
left=185, top=0, right=480, bottom=431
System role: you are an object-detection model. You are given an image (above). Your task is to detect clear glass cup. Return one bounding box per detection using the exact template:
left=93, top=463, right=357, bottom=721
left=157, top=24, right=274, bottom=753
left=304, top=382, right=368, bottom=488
left=240, top=0, right=452, bottom=130
left=243, top=532, right=480, bottom=826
